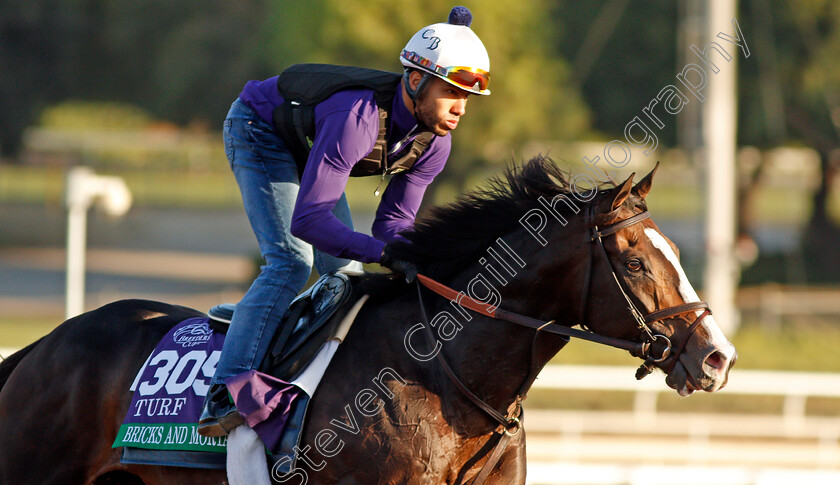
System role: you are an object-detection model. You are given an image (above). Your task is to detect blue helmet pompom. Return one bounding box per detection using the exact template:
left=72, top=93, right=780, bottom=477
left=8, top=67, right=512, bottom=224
left=448, top=6, right=472, bottom=27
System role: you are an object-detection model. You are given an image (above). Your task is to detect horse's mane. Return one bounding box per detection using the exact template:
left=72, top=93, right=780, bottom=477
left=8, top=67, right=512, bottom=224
left=384, top=156, right=613, bottom=282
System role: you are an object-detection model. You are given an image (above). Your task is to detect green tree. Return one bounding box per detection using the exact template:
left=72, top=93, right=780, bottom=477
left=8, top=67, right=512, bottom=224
left=737, top=0, right=840, bottom=281
left=0, top=0, right=269, bottom=157
left=550, top=1, right=679, bottom=144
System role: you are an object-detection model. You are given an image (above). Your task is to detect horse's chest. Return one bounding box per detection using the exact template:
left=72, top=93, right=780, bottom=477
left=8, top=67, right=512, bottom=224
left=303, top=393, right=478, bottom=482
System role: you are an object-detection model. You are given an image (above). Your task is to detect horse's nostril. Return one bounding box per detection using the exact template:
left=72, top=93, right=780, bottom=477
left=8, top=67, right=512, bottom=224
left=704, top=350, right=726, bottom=370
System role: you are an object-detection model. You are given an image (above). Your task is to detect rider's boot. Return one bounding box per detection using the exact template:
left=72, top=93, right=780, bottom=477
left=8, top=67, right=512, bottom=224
left=197, top=383, right=244, bottom=437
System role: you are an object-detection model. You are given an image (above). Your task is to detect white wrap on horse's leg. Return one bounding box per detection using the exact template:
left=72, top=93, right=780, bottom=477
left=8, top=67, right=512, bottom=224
left=227, top=425, right=270, bottom=485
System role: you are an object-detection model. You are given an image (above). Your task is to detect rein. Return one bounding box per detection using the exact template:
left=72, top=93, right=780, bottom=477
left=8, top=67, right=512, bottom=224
left=417, top=274, right=653, bottom=357
left=412, top=207, right=712, bottom=484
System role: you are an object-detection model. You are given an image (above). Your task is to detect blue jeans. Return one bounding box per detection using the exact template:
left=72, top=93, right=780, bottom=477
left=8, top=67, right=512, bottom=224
left=211, top=99, right=363, bottom=384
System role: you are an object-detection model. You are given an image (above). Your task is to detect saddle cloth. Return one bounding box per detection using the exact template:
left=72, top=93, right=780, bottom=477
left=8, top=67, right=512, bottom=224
left=114, top=272, right=361, bottom=470
left=114, top=316, right=228, bottom=468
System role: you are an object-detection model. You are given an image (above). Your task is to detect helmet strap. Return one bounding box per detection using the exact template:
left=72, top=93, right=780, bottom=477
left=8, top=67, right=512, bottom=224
left=403, top=69, right=431, bottom=101
left=403, top=69, right=434, bottom=129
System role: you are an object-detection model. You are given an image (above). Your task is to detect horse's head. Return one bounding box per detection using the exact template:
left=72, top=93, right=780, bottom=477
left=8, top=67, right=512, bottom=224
left=391, top=157, right=735, bottom=397
left=580, top=163, right=736, bottom=396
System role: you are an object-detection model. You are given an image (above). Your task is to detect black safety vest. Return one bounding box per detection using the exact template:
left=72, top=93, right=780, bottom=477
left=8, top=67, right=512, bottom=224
left=272, top=64, right=434, bottom=178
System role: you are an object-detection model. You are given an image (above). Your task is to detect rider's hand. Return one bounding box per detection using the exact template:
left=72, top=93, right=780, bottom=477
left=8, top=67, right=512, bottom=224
left=379, top=245, right=418, bottom=283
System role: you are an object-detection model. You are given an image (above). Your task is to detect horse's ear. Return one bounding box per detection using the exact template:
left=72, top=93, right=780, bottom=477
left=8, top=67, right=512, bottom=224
left=632, top=161, right=660, bottom=200
left=609, top=173, right=635, bottom=212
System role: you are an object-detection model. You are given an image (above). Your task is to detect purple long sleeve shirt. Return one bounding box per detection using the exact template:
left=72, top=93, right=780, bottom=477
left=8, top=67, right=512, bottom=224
left=239, top=76, right=450, bottom=263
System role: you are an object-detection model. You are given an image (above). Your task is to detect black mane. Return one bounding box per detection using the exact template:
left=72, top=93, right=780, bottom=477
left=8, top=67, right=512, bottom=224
left=387, top=156, right=611, bottom=281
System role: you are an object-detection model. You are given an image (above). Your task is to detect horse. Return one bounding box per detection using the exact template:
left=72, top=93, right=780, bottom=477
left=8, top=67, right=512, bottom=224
left=0, top=157, right=736, bottom=484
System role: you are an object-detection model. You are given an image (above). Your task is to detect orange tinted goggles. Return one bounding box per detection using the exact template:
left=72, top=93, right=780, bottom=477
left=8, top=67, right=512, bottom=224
left=445, top=66, right=490, bottom=92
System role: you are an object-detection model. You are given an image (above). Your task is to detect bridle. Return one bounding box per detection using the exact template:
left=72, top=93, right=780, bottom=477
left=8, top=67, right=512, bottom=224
left=581, top=204, right=711, bottom=378
left=413, top=205, right=712, bottom=484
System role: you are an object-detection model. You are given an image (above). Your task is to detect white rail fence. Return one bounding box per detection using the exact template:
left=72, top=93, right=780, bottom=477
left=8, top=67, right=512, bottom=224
left=530, top=364, right=840, bottom=426
left=744, top=285, right=840, bottom=329
left=525, top=462, right=840, bottom=485
left=524, top=365, right=840, bottom=483
left=527, top=365, right=840, bottom=448
left=525, top=365, right=840, bottom=474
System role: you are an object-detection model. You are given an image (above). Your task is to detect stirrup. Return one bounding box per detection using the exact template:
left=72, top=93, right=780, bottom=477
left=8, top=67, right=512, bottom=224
left=197, top=384, right=243, bottom=437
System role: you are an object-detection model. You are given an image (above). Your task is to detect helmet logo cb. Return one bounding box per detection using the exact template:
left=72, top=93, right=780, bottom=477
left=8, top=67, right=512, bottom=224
left=421, top=29, right=441, bottom=50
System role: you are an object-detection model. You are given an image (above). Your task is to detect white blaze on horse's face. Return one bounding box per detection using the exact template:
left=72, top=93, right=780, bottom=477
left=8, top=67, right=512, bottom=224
left=643, top=227, right=737, bottom=395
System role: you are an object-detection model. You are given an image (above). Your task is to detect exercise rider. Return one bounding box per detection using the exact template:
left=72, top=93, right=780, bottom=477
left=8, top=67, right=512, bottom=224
left=199, top=6, right=491, bottom=437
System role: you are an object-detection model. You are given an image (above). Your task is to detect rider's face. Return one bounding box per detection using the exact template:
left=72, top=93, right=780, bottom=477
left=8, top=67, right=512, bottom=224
left=413, top=76, right=470, bottom=136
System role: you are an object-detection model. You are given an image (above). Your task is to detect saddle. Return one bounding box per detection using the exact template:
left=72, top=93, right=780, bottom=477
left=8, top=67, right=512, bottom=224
left=208, top=272, right=355, bottom=381
left=209, top=272, right=361, bottom=473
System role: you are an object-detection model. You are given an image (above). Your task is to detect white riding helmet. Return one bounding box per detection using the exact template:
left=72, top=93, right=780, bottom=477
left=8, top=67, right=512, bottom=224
left=400, top=6, right=491, bottom=97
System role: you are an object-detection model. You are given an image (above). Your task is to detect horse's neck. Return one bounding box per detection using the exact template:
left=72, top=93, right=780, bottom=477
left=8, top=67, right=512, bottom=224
left=425, top=226, right=584, bottom=432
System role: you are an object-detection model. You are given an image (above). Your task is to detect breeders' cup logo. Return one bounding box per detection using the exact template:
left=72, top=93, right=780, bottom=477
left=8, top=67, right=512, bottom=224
left=173, top=322, right=213, bottom=348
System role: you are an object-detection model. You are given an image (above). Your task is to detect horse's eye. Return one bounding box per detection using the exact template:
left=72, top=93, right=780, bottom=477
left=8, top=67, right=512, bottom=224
left=626, top=259, right=643, bottom=272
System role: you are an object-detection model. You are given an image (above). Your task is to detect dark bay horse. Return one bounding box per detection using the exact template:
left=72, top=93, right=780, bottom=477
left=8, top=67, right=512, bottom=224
left=0, top=158, right=736, bottom=484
